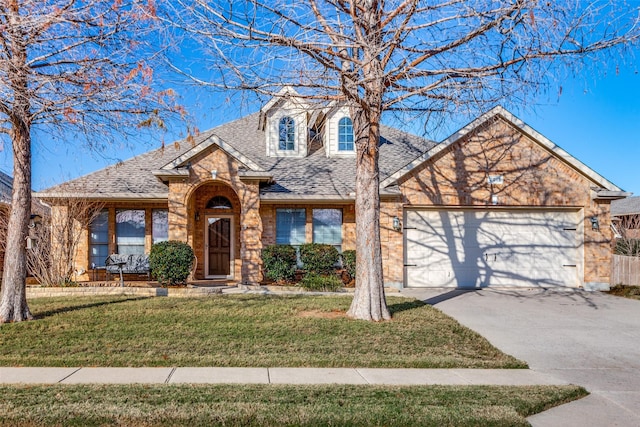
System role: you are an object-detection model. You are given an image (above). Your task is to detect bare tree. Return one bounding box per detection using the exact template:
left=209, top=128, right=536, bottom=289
left=165, top=0, right=639, bottom=320
left=0, top=199, right=103, bottom=286
left=30, top=200, right=104, bottom=286
left=0, top=1, right=179, bottom=322
left=615, top=215, right=640, bottom=257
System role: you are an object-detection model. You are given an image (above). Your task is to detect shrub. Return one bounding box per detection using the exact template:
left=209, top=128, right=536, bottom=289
left=341, top=250, right=356, bottom=280
left=608, top=284, right=640, bottom=297
left=261, top=244, right=297, bottom=282
left=299, top=243, right=340, bottom=274
left=149, top=241, right=195, bottom=286
left=300, top=272, right=344, bottom=292
left=615, top=239, right=640, bottom=257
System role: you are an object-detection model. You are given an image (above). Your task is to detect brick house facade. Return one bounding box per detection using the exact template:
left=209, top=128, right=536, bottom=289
left=36, top=93, right=629, bottom=290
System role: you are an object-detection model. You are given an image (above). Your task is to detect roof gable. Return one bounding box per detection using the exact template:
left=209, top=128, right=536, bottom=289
left=260, top=86, right=312, bottom=115
left=161, top=133, right=263, bottom=172
left=380, top=106, right=625, bottom=194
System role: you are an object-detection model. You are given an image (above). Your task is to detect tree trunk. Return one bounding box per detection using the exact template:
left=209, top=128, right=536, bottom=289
left=345, top=2, right=390, bottom=322
left=0, top=119, right=33, bottom=323
left=0, top=0, right=33, bottom=323
left=347, top=105, right=391, bottom=322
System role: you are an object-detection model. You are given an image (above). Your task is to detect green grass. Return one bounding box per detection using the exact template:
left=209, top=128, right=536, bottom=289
left=607, top=284, right=640, bottom=300
left=0, top=384, right=587, bottom=426
left=0, top=295, right=526, bottom=368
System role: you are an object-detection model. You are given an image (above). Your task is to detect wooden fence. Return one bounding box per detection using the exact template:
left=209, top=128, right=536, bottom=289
left=611, top=255, right=640, bottom=286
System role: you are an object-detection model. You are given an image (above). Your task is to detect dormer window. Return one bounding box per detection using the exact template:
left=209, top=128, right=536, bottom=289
left=279, top=117, right=295, bottom=150
left=338, top=117, right=354, bottom=151
left=262, top=89, right=310, bottom=158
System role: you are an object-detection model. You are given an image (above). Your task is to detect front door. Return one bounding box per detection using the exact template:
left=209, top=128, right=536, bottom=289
left=205, top=216, right=232, bottom=278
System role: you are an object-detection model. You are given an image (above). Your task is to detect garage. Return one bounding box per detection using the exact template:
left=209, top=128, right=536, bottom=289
left=404, top=209, right=583, bottom=288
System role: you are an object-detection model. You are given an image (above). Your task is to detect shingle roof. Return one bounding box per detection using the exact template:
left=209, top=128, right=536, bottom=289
left=612, top=196, right=640, bottom=216
left=0, top=170, right=50, bottom=215
left=36, top=130, right=216, bottom=198
left=37, top=112, right=436, bottom=200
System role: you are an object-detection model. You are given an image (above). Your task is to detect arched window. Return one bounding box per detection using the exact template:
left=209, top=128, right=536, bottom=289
left=279, top=116, right=295, bottom=150
left=338, top=117, right=354, bottom=151
left=206, top=196, right=233, bottom=209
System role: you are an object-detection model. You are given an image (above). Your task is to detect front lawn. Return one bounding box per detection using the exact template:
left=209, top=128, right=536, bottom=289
left=0, top=384, right=587, bottom=426
left=0, top=295, right=525, bottom=368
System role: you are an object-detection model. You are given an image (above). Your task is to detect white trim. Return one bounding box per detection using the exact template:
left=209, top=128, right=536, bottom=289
left=336, top=116, right=356, bottom=154
left=324, top=106, right=356, bottom=158
left=611, top=223, right=623, bottom=239
left=161, top=134, right=263, bottom=172
left=261, top=86, right=306, bottom=113
left=260, top=194, right=354, bottom=202
left=204, top=214, right=235, bottom=280
left=593, top=190, right=631, bottom=200
left=34, top=192, right=168, bottom=201
left=265, top=101, right=309, bottom=158
left=401, top=205, right=584, bottom=212
left=276, top=115, right=297, bottom=152
left=381, top=106, right=623, bottom=192
left=259, top=190, right=400, bottom=202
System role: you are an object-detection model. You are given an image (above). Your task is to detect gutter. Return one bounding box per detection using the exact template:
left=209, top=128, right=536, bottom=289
left=592, top=190, right=632, bottom=201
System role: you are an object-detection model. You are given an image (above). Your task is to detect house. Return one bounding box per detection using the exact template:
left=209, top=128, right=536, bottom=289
left=0, top=170, right=12, bottom=272
left=36, top=91, right=629, bottom=290
left=0, top=171, right=50, bottom=276
left=611, top=196, right=640, bottom=240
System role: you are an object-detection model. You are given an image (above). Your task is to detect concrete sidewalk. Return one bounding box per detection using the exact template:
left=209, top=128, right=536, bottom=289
left=0, top=366, right=568, bottom=386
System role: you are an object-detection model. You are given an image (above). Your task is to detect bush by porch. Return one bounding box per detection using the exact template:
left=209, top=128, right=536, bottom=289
left=261, top=243, right=355, bottom=290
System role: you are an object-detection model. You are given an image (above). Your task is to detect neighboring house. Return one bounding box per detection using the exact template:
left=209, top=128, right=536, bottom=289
left=0, top=170, right=12, bottom=205
left=611, top=196, right=640, bottom=239
left=36, top=90, right=628, bottom=290
left=0, top=171, right=49, bottom=275
left=0, top=170, right=12, bottom=273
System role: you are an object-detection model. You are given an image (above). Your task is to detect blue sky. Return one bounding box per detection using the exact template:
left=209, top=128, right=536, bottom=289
left=523, top=67, right=640, bottom=195
left=2, top=64, right=638, bottom=195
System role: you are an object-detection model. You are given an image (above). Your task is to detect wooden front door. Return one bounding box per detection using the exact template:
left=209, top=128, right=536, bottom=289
left=206, top=216, right=232, bottom=277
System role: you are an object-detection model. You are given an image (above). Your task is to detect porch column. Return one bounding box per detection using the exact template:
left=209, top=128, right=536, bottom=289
left=168, top=181, right=190, bottom=244
left=49, top=203, right=70, bottom=278
left=240, top=181, right=263, bottom=284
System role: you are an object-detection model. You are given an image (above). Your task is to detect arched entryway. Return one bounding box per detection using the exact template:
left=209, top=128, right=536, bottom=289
left=189, top=183, right=241, bottom=280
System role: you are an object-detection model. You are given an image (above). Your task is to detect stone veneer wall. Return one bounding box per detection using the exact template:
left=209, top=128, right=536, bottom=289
left=618, top=215, right=640, bottom=240
left=628, top=229, right=640, bottom=239
left=396, top=117, right=614, bottom=287
left=379, top=199, right=404, bottom=287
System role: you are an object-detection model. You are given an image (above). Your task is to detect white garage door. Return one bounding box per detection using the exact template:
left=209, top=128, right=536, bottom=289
left=405, top=209, right=582, bottom=288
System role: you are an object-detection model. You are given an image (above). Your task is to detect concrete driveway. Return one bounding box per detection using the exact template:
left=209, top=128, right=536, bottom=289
left=400, top=288, right=640, bottom=427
